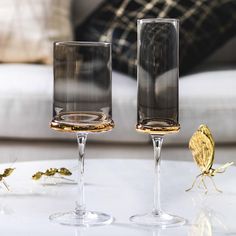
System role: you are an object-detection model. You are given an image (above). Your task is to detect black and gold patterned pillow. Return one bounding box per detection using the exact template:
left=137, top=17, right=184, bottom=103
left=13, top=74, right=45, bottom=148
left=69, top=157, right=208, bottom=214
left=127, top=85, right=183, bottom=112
left=76, top=0, right=236, bottom=77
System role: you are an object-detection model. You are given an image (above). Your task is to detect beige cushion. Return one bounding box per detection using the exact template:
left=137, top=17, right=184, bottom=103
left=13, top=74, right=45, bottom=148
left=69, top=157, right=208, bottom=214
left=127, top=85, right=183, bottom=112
left=0, top=0, right=73, bottom=64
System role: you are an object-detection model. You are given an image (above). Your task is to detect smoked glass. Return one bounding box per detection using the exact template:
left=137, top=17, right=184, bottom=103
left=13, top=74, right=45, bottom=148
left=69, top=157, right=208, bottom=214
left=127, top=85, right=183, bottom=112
left=50, top=41, right=114, bottom=226
left=130, top=19, right=186, bottom=228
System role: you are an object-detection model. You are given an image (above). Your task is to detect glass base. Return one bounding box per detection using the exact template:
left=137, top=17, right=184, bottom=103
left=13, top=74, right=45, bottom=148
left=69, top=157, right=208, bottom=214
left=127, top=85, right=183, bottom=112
left=49, top=210, right=114, bottom=227
left=130, top=211, right=186, bottom=228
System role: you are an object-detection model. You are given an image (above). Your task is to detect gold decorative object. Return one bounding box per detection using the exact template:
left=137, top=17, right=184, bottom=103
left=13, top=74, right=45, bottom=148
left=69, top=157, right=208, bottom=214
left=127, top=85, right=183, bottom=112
left=186, top=124, right=234, bottom=193
left=0, top=168, right=15, bottom=191
left=32, top=167, right=72, bottom=181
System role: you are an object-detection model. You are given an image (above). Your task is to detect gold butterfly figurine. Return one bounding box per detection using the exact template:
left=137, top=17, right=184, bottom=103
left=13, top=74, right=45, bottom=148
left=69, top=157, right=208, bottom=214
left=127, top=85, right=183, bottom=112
left=186, top=124, right=233, bottom=194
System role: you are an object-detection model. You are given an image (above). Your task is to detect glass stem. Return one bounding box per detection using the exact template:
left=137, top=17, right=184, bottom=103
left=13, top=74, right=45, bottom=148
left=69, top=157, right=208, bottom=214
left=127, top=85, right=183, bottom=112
left=75, top=132, right=88, bottom=215
left=151, top=135, right=164, bottom=216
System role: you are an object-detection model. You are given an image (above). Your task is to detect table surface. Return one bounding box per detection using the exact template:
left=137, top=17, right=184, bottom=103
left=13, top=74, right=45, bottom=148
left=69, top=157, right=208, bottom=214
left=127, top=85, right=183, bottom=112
left=0, top=156, right=235, bottom=236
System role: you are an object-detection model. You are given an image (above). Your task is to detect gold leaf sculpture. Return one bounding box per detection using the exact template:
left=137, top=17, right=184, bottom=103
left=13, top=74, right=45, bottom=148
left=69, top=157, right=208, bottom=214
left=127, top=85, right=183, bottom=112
left=186, top=124, right=233, bottom=193
left=0, top=168, right=15, bottom=191
left=32, top=167, right=72, bottom=180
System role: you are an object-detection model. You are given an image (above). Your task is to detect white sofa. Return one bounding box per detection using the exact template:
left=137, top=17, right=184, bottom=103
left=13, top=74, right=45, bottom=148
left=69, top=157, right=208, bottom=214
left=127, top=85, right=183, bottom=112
left=0, top=55, right=235, bottom=145
left=0, top=1, right=235, bottom=145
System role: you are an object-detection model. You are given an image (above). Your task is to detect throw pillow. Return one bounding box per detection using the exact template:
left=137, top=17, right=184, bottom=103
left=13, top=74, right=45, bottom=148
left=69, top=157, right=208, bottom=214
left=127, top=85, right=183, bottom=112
left=0, top=0, right=73, bottom=64
left=76, top=0, right=236, bottom=77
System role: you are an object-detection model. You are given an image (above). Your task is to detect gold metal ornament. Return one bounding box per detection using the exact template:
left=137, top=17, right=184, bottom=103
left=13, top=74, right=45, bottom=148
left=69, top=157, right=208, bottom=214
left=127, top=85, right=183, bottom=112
left=0, top=168, right=15, bottom=191
left=186, top=124, right=233, bottom=194
left=32, top=167, right=72, bottom=180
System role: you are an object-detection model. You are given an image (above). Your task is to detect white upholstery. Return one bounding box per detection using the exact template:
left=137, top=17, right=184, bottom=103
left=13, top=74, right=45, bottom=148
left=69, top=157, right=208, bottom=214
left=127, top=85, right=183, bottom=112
left=0, top=64, right=235, bottom=144
left=0, top=64, right=147, bottom=143
left=166, top=70, right=236, bottom=144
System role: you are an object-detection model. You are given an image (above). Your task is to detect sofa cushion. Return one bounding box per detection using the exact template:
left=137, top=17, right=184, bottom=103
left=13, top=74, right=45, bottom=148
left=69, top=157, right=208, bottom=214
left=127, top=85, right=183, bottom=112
left=166, top=69, right=236, bottom=144
left=0, top=0, right=73, bottom=64
left=0, top=64, right=147, bottom=143
left=76, top=0, right=236, bottom=77
left=0, top=64, right=235, bottom=144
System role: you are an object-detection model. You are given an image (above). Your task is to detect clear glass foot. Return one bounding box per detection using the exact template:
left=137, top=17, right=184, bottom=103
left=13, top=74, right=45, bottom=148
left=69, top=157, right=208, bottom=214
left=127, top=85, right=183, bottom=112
left=130, top=211, right=186, bottom=228
left=49, top=210, right=114, bottom=227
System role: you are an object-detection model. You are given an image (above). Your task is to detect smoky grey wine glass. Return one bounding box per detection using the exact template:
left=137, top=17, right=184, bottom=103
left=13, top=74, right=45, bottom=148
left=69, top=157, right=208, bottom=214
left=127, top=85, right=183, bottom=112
left=50, top=41, right=114, bottom=226
left=129, top=18, right=186, bottom=227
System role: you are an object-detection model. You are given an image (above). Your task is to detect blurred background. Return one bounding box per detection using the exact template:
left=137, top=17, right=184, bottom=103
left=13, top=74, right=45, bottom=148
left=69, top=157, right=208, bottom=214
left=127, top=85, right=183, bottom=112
left=0, top=0, right=235, bottom=161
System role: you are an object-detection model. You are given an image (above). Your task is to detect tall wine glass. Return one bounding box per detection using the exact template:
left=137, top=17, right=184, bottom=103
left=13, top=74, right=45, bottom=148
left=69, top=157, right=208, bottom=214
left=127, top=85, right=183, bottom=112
left=129, top=19, right=186, bottom=227
left=50, top=41, right=114, bottom=226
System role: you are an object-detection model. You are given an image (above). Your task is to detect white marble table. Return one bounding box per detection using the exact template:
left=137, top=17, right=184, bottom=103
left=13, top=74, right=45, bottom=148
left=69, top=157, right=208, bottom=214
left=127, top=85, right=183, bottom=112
left=0, top=156, right=235, bottom=236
